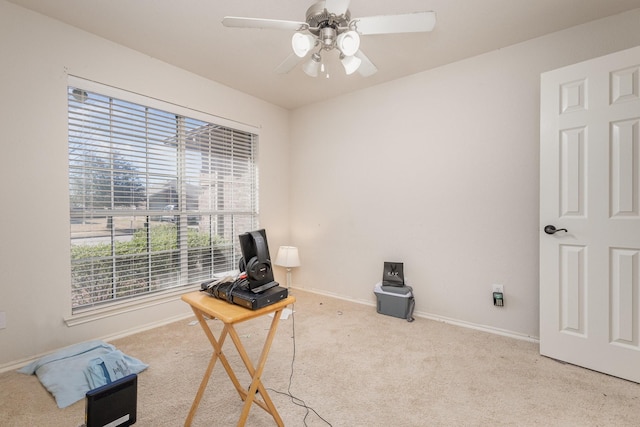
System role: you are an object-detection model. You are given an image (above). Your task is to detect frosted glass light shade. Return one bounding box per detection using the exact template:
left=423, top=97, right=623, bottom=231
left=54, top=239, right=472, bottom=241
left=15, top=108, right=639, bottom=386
left=341, top=54, right=362, bottom=75
left=275, top=246, right=301, bottom=268
left=303, top=53, right=321, bottom=77
left=336, top=30, right=360, bottom=56
left=292, top=32, right=316, bottom=57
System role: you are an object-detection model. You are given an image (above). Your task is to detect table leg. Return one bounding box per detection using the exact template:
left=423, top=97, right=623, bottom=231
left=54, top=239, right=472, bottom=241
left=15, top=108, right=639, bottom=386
left=185, top=308, right=248, bottom=426
left=184, top=303, right=289, bottom=427
left=230, top=308, right=285, bottom=427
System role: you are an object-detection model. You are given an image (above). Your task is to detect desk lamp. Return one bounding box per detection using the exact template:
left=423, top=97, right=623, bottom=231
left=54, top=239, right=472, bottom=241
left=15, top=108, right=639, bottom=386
left=274, top=246, right=300, bottom=288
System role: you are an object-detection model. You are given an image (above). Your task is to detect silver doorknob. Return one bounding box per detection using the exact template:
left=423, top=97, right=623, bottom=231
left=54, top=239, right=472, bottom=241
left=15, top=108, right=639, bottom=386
left=544, top=225, right=568, bottom=235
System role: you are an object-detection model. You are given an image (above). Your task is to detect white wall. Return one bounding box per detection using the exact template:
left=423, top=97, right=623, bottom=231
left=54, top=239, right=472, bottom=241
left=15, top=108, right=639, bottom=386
left=2, top=0, right=639, bottom=369
left=0, top=1, right=290, bottom=369
left=289, top=9, right=640, bottom=339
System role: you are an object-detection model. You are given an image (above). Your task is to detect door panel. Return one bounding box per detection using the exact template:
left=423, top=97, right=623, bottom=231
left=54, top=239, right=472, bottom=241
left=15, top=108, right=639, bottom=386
left=540, top=45, right=640, bottom=382
left=559, top=244, right=586, bottom=335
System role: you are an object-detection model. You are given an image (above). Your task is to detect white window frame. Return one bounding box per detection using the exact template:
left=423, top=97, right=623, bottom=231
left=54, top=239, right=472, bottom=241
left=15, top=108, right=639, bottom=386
left=67, top=76, right=260, bottom=318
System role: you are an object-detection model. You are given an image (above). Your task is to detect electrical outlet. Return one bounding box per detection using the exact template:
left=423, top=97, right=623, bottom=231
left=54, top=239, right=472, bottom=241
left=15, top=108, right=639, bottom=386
left=0, top=311, right=6, bottom=329
left=492, top=284, right=504, bottom=307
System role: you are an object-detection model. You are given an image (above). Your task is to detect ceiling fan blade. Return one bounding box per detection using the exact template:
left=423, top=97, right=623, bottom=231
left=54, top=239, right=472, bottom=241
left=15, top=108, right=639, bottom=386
left=352, top=11, right=436, bottom=35
left=222, top=16, right=308, bottom=31
left=354, top=50, right=377, bottom=77
left=275, top=53, right=303, bottom=74
left=324, top=0, right=351, bottom=16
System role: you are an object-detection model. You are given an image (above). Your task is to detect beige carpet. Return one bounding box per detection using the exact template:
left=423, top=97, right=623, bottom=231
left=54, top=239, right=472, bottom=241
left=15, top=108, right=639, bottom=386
left=1, top=289, right=639, bottom=426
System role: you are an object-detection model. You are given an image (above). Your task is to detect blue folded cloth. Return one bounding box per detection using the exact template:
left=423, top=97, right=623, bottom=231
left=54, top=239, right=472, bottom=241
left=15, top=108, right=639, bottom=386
left=84, top=350, right=142, bottom=389
left=18, top=340, right=148, bottom=408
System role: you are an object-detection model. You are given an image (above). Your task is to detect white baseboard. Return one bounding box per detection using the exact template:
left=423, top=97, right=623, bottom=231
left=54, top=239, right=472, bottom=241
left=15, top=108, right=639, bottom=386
left=0, top=312, right=194, bottom=374
left=98, top=312, right=195, bottom=343
left=292, top=286, right=540, bottom=343
left=415, top=312, right=539, bottom=343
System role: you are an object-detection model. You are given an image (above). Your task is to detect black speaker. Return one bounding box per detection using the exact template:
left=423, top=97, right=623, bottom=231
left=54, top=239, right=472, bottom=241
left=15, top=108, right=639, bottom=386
left=238, top=229, right=277, bottom=293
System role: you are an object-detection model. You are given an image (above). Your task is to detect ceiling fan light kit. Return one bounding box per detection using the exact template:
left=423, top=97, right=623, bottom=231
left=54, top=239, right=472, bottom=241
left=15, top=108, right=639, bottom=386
left=222, top=0, right=436, bottom=78
left=336, top=30, right=360, bottom=56
left=340, top=53, right=361, bottom=75
left=303, top=52, right=322, bottom=77
left=292, top=32, right=317, bottom=58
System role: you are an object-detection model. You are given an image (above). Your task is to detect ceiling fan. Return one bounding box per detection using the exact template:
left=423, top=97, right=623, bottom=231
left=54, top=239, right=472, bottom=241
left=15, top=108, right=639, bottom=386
left=222, top=0, right=436, bottom=78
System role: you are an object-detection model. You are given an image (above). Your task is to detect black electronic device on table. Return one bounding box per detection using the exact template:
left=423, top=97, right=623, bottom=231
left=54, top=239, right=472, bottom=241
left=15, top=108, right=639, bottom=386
left=84, top=373, right=137, bottom=427
left=238, top=229, right=278, bottom=293
left=204, top=281, right=288, bottom=310
left=201, top=229, right=287, bottom=309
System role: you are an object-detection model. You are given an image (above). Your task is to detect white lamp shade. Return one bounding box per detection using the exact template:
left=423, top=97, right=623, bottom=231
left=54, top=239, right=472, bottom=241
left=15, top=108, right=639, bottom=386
left=292, top=32, right=316, bottom=58
left=275, top=246, right=301, bottom=268
left=341, top=54, right=362, bottom=75
left=302, top=53, right=321, bottom=77
left=336, top=30, right=360, bottom=56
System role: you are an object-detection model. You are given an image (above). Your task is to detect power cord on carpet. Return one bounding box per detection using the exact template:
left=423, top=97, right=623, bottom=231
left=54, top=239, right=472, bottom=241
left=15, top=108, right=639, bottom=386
left=267, top=302, right=332, bottom=427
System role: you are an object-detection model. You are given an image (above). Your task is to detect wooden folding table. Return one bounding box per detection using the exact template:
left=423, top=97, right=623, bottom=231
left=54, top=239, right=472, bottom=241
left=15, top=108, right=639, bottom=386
left=181, top=290, right=295, bottom=427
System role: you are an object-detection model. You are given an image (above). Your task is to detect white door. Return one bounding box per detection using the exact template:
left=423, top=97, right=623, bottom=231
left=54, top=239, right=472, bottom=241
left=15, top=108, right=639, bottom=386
left=540, top=45, right=640, bottom=382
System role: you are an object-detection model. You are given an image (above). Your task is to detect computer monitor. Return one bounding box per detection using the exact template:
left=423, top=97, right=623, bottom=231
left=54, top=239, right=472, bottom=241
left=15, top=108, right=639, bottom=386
left=85, top=374, right=137, bottom=427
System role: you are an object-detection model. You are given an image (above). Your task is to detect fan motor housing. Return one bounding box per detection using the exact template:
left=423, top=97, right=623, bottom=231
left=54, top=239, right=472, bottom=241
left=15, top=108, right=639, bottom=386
left=306, top=0, right=351, bottom=36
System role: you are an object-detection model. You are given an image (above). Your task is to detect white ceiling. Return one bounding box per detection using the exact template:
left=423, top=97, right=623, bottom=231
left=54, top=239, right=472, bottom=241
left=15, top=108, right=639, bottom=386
left=8, top=0, right=640, bottom=109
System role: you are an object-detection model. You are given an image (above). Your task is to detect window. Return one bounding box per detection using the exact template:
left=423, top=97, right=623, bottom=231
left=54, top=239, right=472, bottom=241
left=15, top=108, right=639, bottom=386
left=68, top=79, right=258, bottom=312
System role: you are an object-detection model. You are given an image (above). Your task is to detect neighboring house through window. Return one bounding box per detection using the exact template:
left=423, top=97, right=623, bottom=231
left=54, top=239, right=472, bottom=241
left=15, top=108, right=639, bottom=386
left=68, top=77, right=259, bottom=312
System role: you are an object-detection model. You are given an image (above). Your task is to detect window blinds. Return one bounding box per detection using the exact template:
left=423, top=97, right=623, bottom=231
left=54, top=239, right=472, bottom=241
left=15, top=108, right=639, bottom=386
left=68, top=84, right=258, bottom=310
